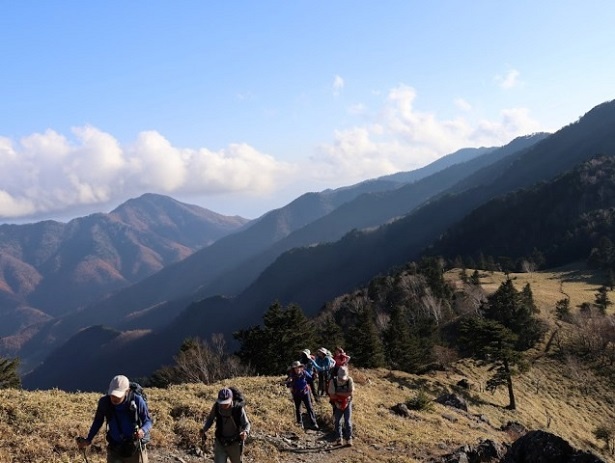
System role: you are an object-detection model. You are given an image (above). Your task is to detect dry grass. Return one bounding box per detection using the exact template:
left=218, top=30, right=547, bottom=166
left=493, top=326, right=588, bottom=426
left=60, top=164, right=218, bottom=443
left=2, top=266, right=615, bottom=462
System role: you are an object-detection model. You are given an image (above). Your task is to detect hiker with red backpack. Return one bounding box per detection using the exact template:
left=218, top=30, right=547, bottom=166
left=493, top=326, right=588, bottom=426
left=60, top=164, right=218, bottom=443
left=200, top=387, right=250, bottom=463
left=332, top=346, right=351, bottom=377
left=77, top=374, right=153, bottom=463
left=328, top=365, right=354, bottom=447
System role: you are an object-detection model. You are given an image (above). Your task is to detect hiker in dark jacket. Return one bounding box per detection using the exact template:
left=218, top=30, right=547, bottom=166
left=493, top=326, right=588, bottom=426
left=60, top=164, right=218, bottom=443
left=285, top=360, right=319, bottom=430
left=77, top=374, right=153, bottom=463
left=200, top=387, right=251, bottom=463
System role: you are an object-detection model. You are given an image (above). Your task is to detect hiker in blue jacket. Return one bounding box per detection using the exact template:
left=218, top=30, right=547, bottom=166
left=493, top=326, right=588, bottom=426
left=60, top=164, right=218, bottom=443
left=78, top=374, right=153, bottom=463
left=285, top=360, right=319, bottom=430
left=314, top=347, right=336, bottom=397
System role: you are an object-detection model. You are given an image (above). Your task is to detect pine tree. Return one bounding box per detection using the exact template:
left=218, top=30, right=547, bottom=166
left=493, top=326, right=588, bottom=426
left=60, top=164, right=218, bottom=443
left=459, top=317, right=520, bottom=409
left=459, top=279, right=545, bottom=410
left=345, top=306, right=385, bottom=368
left=385, top=305, right=422, bottom=372
left=315, top=313, right=345, bottom=351
left=594, top=285, right=612, bottom=315
left=0, top=356, right=21, bottom=389
left=234, top=301, right=317, bottom=375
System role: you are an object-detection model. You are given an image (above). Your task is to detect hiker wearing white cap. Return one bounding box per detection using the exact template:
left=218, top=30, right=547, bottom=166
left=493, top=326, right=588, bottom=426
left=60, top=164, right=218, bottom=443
left=328, top=366, right=354, bottom=446
left=200, top=387, right=251, bottom=463
left=77, top=375, right=153, bottom=462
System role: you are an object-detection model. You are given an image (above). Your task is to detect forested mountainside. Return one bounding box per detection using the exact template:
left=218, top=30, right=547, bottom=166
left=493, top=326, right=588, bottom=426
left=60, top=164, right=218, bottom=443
left=19, top=100, right=615, bottom=392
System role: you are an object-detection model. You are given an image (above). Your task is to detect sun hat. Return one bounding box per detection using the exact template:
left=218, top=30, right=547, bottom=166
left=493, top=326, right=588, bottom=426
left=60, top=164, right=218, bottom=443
left=217, top=388, right=234, bottom=405
left=301, top=349, right=311, bottom=356
left=108, top=375, right=130, bottom=398
left=290, top=360, right=303, bottom=369
left=337, top=366, right=349, bottom=381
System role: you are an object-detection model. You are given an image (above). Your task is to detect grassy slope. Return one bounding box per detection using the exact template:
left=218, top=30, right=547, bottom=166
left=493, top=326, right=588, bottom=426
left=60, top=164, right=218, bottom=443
left=1, top=265, right=614, bottom=463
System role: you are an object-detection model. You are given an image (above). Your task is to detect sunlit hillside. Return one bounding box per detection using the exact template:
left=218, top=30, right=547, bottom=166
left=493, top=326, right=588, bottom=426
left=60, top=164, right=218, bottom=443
left=1, top=266, right=614, bottom=463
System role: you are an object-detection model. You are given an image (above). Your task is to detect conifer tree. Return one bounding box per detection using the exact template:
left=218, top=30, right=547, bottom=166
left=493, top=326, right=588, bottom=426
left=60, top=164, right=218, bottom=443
left=345, top=306, right=385, bottom=368
left=315, top=313, right=345, bottom=351
left=459, top=317, right=520, bottom=409
left=385, top=305, right=422, bottom=372
left=459, top=279, right=545, bottom=410
left=594, top=285, right=612, bottom=315
left=234, top=301, right=317, bottom=375
left=0, top=356, right=21, bottom=389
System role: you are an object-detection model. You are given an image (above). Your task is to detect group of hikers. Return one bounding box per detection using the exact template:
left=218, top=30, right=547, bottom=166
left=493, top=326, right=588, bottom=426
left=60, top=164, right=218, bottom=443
left=285, top=346, right=354, bottom=446
left=75, top=346, right=353, bottom=463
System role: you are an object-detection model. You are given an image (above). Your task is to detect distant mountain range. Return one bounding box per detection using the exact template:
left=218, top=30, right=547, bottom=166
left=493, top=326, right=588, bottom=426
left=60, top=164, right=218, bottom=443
left=5, top=98, right=615, bottom=391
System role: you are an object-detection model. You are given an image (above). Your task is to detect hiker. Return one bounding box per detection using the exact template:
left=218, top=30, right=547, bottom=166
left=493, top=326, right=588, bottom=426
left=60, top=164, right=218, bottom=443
left=299, top=349, right=319, bottom=400
left=314, top=347, right=335, bottom=397
left=285, top=360, right=319, bottom=430
left=328, top=365, right=354, bottom=446
left=77, top=374, right=153, bottom=463
left=200, top=387, right=251, bottom=463
left=332, top=346, right=351, bottom=377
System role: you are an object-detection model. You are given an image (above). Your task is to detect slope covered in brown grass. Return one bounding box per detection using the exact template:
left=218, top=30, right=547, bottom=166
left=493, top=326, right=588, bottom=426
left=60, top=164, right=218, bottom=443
left=1, top=266, right=614, bottom=462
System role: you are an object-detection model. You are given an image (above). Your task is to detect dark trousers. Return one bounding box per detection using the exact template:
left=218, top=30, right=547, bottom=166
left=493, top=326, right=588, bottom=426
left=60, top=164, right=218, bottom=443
left=293, top=392, right=318, bottom=428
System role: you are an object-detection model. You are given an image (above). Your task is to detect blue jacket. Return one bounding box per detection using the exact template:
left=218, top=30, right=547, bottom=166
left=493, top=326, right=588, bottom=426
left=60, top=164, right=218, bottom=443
left=286, top=369, right=312, bottom=396
left=314, top=355, right=335, bottom=372
left=86, top=394, right=153, bottom=445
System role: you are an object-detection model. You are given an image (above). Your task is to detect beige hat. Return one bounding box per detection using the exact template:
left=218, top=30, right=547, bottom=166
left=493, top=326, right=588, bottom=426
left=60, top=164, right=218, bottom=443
left=108, top=375, right=130, bottom=398
left=290, top=360, right=303, bottom=369
left=337, top=366, right=349, bottom=381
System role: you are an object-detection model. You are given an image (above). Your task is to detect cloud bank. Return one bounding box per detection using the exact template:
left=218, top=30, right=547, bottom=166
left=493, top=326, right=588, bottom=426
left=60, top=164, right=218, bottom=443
left=0, top=84, right=542, bottom=221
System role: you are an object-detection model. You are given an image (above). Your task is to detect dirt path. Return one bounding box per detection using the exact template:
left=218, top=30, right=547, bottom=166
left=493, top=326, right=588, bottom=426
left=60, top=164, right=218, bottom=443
left=146, top=427, right=404, bottom=463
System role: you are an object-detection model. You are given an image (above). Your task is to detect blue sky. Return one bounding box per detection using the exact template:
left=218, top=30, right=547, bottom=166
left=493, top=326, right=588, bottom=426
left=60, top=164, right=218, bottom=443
left=1, top=1, right=614, bottom=222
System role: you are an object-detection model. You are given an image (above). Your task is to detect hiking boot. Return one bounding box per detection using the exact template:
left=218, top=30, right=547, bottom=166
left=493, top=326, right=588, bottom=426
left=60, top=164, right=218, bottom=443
left=336, top=438, right=343, bottom=446
left=345, top=438, right=353, bottom=447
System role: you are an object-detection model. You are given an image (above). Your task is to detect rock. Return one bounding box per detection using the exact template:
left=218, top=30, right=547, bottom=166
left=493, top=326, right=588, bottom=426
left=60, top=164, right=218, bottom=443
left=436, top=393, right=468, bottom=411
left=391, top=402, right=411, bottom=417
left=457, top=378, right=471, bottom=389
left=502, top=430, right=605, bottom=463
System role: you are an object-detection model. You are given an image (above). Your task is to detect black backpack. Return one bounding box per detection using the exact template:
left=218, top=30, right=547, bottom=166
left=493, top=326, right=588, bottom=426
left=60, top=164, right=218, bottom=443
left=228, top=386, right=245, bottom=407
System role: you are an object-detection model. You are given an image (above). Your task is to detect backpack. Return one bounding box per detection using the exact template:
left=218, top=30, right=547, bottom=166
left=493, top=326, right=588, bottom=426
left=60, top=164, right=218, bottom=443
left=126, top=381, right=147, bottom=403
left=228, top=386, right=245, bottom=407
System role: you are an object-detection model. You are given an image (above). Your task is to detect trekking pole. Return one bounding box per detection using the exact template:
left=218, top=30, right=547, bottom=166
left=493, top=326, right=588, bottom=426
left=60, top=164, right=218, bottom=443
left=75, top=438, right=90, bottom=463
left=137, top=437, right=145, bottom=463
left=80, top=447, right=90, bottom=463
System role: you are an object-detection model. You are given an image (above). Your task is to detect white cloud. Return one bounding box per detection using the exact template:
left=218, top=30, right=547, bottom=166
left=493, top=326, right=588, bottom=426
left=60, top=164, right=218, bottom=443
left=333, top=75, right=345, bottom=96
left=312, top=84, right=542, bottom=185
left=455, top=98, right=472, bottom=111
left=0, top=127, right=293, bottom=220
left=0, top=85, right=545, bottom=221
left=496, top=69, right=521, bottom=89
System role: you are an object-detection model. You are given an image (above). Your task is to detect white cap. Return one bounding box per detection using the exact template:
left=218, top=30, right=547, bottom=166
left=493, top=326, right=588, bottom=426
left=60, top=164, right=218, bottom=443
left=108, top=375, right=130, bottom=398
